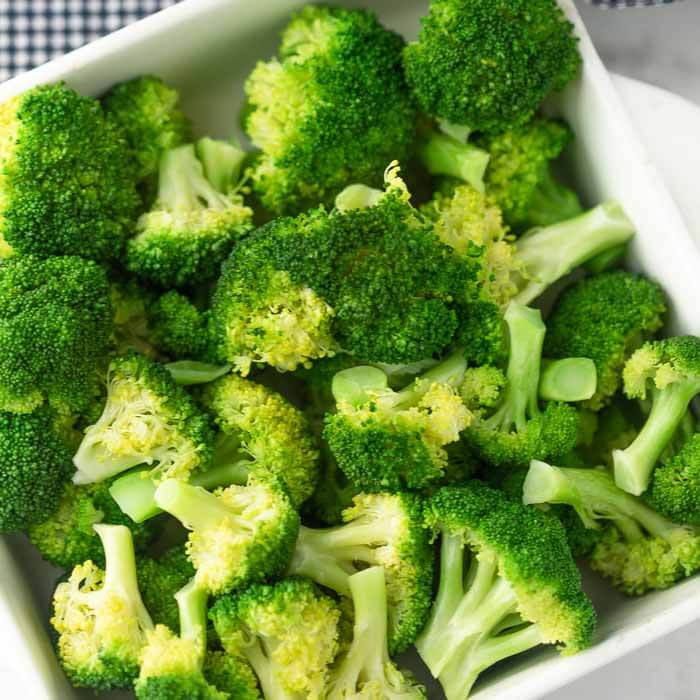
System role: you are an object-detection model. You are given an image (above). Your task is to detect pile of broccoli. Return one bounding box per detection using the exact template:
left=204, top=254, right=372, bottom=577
left=0, top=2, right=697, bottom=698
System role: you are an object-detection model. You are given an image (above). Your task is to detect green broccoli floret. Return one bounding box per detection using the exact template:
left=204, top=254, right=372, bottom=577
left=465, top=303, right=580, bottom=469
left=647, top=433, right=700, bottom=526
left=110, top=279, right=161, bottom=359
left=153, top=476, right=299, bottom=595
left=51, top=524, right=153, bottom=689
left=403, top=0, right=580, bottom=134
left=0, top=255, right=113, bottom=414
left=613, top=337, right=700, bottom=495
left=544, top=271, right=667, bottom=410
left=325, top=567, right=427, bottom=699
left=210, top=577, right=340, bottom=699
left=288, top=492, right=433, bottom=654
left=245, top=5, right=415, bottom=214
left=416, top=482, right=594, bottom=699
left=203, top=652, right=261, bottom=700
left=524, top=461, right=700, bottom=595
left=72, top=352, right=214, bottom=485
left=475, top=118, right=582, bottom=230
left=324, top=354, right=472, bottom=492
left=127, top=143, right=253, bottom=288
left=0, top=405, right=73, bottom=532
left=28, top=480, right=159, bottom=568
left=150, top=290, right=210, bottom=360
left=0, top=84, right=139, bottom=260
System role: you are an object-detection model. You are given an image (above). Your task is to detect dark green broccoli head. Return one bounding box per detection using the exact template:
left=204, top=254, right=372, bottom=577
left=403, top=0, right=580, bottom=133
left=0, top=254, right=113, bottom=414
left=245, top=5, right=416, bottom=214
left=545, top=271, right=667, bottom=410
left=0, top=83, right=140, bottom=260
left=150, top=290, right=209, bottom=360
left=203, top=652, right=261, bottom=700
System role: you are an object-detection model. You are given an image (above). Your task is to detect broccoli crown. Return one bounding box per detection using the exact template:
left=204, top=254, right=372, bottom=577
left=324, top=357, right=472, bottom=492
left=245, top=5, right=416, bottom=214
left=647, top=433, right=700, bottom=526
left=203, top=652, right=261, bottom=700
left=289, top=492, right=434, bottom=654
left=73, top=351, right=215, bottom=485
left=524, top=461, right=700, bottom=595
left=201, top=373, right=319, bottom=506
left=51, top=525, right=153, bottom=689
left=403, top=0, right=580, bottom=133
left=210, top=577, right=340, bottom=699
left=0, top=254, right=112, bottom=414
left=545, top=271, right=667, bottom=410
left=475, top=118, right=581, bottom=229
left=154, top=477, right=300, bottom=595
left=127, top=144, right=253, bottom=288
left=150, top=290, right=209, bottom=360
left=28, top=480, right=158, bottom=568
left=0, top=84, right=140, bottom=260
left=0, top=405, right=73, bottom=531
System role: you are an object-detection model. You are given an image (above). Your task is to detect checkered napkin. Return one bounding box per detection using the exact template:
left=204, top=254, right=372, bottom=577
left=0, top=0, right=180, bottom=83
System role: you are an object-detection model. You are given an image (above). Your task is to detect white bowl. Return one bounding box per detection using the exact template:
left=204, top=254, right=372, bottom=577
left=1, top=1, right=699, bottom=698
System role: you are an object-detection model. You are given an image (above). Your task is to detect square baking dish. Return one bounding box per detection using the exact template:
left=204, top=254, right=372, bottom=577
left=1, top=1, right=699, bottom=698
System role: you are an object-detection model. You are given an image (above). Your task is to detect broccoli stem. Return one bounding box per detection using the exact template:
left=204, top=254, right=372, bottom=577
left=72, top=444, right=148, bottom=485
left=335, top=184, right=384, bottom=212
left=419, top=130, right=490, bottom=193
left=514, top=201, right=635, bottom=305
left=584, top=243, right=628, bottom=275
left=154, top=479, right=235, bottom=531
left=525, top=168, right=582, bottom=229
left=539, top=358, right=597, bottom=403
left=394, top=352, right=467, bottom=407
left=485, top=303, right=545, bottom=432
left=244, top=637, right=297, bottom=700
left=164, top=361, right=231, bottom=386
left=614, top=381, right=700, bottom=495
left=332, top=366, right=389, bottom=408
left=174, top=580, right=208, bottom=659
left=195, top=137, right=246, bottom=193
left=190, top=461, right=251, bottom=490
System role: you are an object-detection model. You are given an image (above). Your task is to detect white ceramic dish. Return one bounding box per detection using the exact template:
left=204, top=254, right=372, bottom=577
left=1, top=2, right=699, bottom=699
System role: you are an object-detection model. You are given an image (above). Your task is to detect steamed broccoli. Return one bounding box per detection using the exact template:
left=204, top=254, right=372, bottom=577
left=416, top=483, right=595, bottom=699
left=153, top=476, right=299, bottom=594
left=127, top=142, right=253, bottom=288
left=289, top=492, right=433, bottom=654
left=51, top=524, right=153, bottom=689
left=403, top=0, right=580, bottom=134
left=325, top=567, right=427, bottom=699
left=245, top=5, right=415, bottom=214
left=0, top=83, right=140, bottom=260
left=524, top=461, right=700, bottom=595
left=72, top=352, right=214, bottom=485
left=0, top=255, right=113, bottom=414
left=613, top=337, right=700, bottom=495
left=544, top=271, right=667, bottom=410
left=149, top=290, right=210, bottom=360
left=210, top=577, right=340, bottom=699
left=203, top=653, right=261, bottom=700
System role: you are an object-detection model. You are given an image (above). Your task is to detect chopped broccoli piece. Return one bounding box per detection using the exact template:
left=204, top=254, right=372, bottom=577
left=539, top=358, right=597, bottom=403
left=150, top=290, right=210, bottom=360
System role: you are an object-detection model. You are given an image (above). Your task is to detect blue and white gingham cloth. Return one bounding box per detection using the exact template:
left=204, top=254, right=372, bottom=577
left=0, top=0, right=180, bottom=83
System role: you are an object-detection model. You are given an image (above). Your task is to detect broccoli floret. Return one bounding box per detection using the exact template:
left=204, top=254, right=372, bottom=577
left=324, top=354, right=472, bottom=492
left=416, top=482, right=594, bottom=699
left=0, top=84, right=139, bottom=260
left=51, top=524, right=153, bottom=689
left=613, top=337, right=700, bottom=495
left=0, top=255, right=112, bottom=414
left=0, top=405, right=73, bottom=532
left=203, top=652, right=261, bottom=700
left=201, top=373, right=319, bottom=506
left=210, top=577, right=340, bottom=699
left=150, top=290, right=210, bottom=360
left=110, top=279, right=161, bottom=359
left=73, top=352, right=214, bottom=485
left=544, top=271, right=667, bottom=410
left=475, top=118, right=582, bottom=230
left=458, top=367, right=507, bottom=414
left=647, top=433, right=700, bottom=526
left=326, top=566, right=427, bottom=699
left=465, top=303, right=580, bottom=469
left=28, top=480, right=158, bottom=568
left=153, top=477, right=299, bottom=595
left=289, top=492, right=433, bottom=654
left=127, top=143, right=253, bottom=288
left=245, top=5, right=415, bottom=214
left=403, top=0, right=580, bottom=134
left=524, top=461, right=700, bottom=595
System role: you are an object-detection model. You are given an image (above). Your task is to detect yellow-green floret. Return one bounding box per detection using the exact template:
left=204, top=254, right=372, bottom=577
left=245, top=5, right=416, bottom=214
left=209, top=577, right=341, bottom=699
left=51, top=524, right=154, bottom=690
left=153, top=476, right=300, bottom=595
left=201, top=373, right=319, bottom=506
left=288, top=492, right=434, bottom=654
left=416, top=482, right=595, bottom=700
left=73, top=351, right=214, bottom=485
